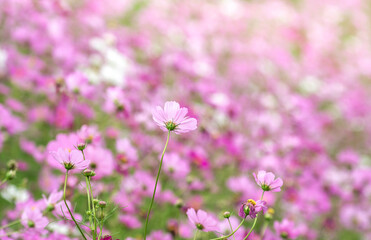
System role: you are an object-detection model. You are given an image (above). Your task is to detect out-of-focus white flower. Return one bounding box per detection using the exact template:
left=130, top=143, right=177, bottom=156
left=1, top=185, right=29, bottom=203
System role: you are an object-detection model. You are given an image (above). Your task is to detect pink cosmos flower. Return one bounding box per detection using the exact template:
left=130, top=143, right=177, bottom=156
left=274, top=219, right=301, bottom=239
left=253, top=170, right=283, bottom=192
left=21, top=208, right=48, bottom=230
left=186, top=208, right=219, bottom=232
left=50, top=148, right=90, bottom=171
left=238, top=199, right=268, bottom=219
left=152, top=101, right=197, bottom=134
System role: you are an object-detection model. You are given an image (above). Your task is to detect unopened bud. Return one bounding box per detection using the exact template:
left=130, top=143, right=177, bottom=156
left=77, top=143, right=86, bottom=151
left=99, top=201, right=107, bottom=208
left=243, top=205, right=250, bottom=216
left=223, top=211, right=231, bottom=218
left=7, top=160, right=18, bottom=171
left=5, top=170, right=16, bottom=181
left=83, top=169, right=95, bottom=177
left=175, top=199, right=183, bottom=208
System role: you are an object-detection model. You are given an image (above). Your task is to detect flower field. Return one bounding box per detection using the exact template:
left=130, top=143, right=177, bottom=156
left=0, top=0, right=371, bottom=239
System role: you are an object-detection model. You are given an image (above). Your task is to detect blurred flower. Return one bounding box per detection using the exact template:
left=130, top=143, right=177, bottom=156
left=274, top=219, right=301, bottom=239
left=21, top=207, right=48, bottom=230
left=186, top=208, right=219, bottom=232
left=50, top=148, right=90, bottom=171
left=253, top=171, right=283, bottom=192
left=152, top=101, right=197, bottom=134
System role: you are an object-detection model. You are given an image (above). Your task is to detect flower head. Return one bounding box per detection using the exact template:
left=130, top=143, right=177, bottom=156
left=253, top=170, right=283, bottom=192
left=50, top=148, right=90, bottom=171
left=186, top=208, right=219, bottom=232
left=274, top=219, right=301, bottom=239
left=238, top=199, right=267, bottom=219
left=152, top=101, right=197, bottom=134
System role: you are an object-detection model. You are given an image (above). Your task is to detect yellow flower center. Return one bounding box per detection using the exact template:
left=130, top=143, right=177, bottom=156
left=247, top=199, right=256, bottom=206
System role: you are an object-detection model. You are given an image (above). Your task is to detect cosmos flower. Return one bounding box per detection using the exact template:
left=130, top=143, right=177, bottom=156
left=238, top=199, right=268, bottom=219
left=253, top=171, right=283, bottom=192
left=186, top=208, right=219, bottom=232
left=50, top=148, right=90, bottom=171
left=21, top=207, right=48, bottom=230
left=152, top=101, right=197, bottom=134
left=274, top=219, right=301, bottom=239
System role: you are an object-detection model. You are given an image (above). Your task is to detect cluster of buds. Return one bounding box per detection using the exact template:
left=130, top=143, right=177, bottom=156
left=4, top=160, right=18, bottom=181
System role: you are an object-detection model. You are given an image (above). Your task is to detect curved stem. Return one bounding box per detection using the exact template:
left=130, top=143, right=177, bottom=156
left=63, top=170, right=87, bottom=240
left=243, top=217, right=258, bottom=240
left=228, top=218, right=236, bottom=240
left=211, top=218, right=246, bottom=240
left=143, top=130, right=171, bottom=240
left=0, top=220, right=20, bottom=229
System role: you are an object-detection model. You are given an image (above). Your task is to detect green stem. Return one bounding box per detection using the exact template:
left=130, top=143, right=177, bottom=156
left=88, top=178, right=98, bottom=238
left=211, top=218, right=246, bottom=240
left=194, top=229, right=198, bottom=240
left=86, top=177, right=96, bottom=239
left=243, top=217, right=258, bottom=240
left=243, top=191, right=266, bottom=240
left=63, top=171, right=87, bottom=240
left=259, top=222, right=268, bottom=240
left=143, top=130, right=171, bottom=240
left=228, top=218, right=236, bottom=240
left=0, top=220, right=20, bottom=229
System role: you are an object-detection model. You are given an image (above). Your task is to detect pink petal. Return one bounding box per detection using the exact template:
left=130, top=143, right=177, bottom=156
left=196, top=209, right=208, bottom=224
left=186, top=208, right=198, bottom=225
left=164, top=101, right=180, bottom=120
left=264, top=172, right=275, bottom=185
left=173, top=107, right=188, bottom=123
left=152, top=106, right=168, bottom=125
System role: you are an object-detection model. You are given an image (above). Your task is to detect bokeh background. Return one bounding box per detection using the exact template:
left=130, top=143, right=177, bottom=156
left=1, top=0, right=371, bottom=239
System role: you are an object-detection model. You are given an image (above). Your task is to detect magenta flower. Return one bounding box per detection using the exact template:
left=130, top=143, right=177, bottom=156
left=152, top=101, right=197, bottom=134
left=238, top=199, right=267, bottom=219
left=274, top=219, right=301, bottom=239
left=253, top=170, right=283, bottom=192
left=186, top=208, right=219, bottom=232
left=50, top=148, right=90, bottom=171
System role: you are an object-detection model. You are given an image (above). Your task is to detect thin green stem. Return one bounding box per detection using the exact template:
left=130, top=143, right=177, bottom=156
left=211, top=218, right=246, bottom=240
left=227, top=218, right=236, bottom=240
left=243, top=191, right=266, bottom=240
left=259, top=222, right=268, bottom=240
left=86, top=176, right=96, bottom=239
left=88, top=178, right=97, bottom=238
left=194, top=229, right=198, bottom=240
left=243, top=217, right=258, bottom=240
left=0, top=220, right=20, bottom=229
left=63, top=171, right=87, bottom=240
left=143, top=130, right=171, bottom=240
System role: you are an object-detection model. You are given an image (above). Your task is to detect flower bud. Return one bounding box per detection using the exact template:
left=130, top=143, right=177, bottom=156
left=7, top=160, right=18, bottom=171
left=165, top=121, right=177, bottom=131
left=93, top=199, right=99, bottom=205
left=5, top=170, right=16, bottom=181
left=223, top=211, right=231, bottom=218
left=86, top=210, right=92, bottom=215
left=77, top=142, right=86, bottom=151
left=99, top=201, right=107, bottom=208
left=264, top=208, right=274, bottom=221
left=83, top=169, right=96, bottom=177
left=175, top=199, right=183, bottom=208
left=28, top=220, right=35, bottom=228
